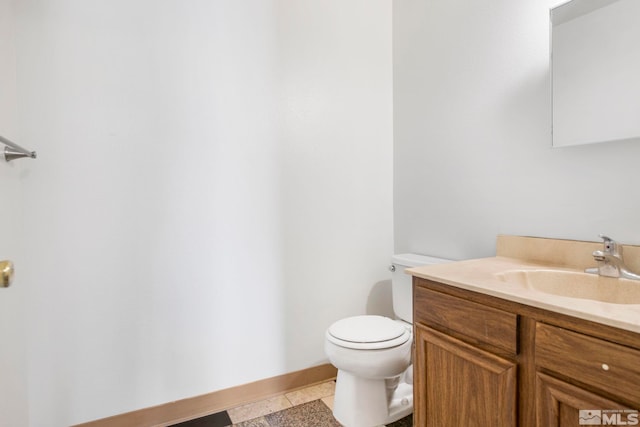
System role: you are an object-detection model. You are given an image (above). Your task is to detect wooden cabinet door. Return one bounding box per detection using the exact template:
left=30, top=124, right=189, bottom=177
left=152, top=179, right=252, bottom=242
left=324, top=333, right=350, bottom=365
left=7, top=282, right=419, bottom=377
left=536, top=372, right=636, bottom=427
left=415, top=324, right=517, bottom=427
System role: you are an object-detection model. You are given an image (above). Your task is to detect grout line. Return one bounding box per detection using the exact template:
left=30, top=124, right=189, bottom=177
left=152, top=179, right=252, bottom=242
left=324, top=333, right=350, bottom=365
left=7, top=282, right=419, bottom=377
left=284, top=395, right=295, bottom=407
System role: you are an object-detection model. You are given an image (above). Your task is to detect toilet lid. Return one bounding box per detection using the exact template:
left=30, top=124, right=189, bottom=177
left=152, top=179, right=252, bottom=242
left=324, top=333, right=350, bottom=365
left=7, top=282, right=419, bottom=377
left=327, top=315, right=410, bottom=350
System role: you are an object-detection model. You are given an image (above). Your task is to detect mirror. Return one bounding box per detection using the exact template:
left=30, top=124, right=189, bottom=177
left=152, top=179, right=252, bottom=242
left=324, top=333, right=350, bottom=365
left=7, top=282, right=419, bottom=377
left=551, top=0, right=640, bottom=147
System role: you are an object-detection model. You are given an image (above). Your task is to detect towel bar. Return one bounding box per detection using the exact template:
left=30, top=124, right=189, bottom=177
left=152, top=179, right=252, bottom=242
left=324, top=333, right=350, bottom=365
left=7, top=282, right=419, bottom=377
left=0, top=134, right=37, bottom=162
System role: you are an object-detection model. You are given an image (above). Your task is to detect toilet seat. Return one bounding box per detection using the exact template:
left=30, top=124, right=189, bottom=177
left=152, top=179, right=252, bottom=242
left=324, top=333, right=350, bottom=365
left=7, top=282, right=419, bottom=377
left=326, top=315, right=411, bottom=350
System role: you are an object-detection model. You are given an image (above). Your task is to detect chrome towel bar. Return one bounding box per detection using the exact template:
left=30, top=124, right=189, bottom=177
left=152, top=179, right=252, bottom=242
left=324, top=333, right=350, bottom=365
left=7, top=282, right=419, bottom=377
left=0, top=134, right=37, bottom=162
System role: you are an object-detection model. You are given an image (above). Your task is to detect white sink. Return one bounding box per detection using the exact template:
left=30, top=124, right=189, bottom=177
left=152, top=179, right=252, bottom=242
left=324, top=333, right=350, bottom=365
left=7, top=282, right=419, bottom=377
left=494, top=269, right=640, bottom=304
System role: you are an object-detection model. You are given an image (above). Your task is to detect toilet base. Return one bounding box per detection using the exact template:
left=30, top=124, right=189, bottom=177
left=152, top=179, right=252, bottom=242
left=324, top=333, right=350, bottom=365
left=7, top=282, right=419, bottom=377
left=332, top=369, right=413, bottom=427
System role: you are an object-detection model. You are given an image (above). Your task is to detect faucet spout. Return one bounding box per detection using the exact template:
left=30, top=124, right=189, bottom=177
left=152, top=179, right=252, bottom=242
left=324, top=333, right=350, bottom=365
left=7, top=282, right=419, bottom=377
left=586, top=235, right=640, bottom=281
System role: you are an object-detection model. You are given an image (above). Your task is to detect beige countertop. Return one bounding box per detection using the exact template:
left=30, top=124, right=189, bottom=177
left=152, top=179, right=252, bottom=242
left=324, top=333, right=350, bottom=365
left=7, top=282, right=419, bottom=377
left=406, top=236, right=640, bottom=334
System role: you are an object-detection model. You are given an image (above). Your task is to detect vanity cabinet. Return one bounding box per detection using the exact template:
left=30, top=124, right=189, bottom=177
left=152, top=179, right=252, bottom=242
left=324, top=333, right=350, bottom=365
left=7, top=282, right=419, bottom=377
left=535, top=323, right=640, bottom=426
left=414, top=324, right=517, bottom=426
left=413, top=284, right=519, bottom=426
left=413, top=277, right=640, bottom=427
left=536, top=373, right=630, bottom=427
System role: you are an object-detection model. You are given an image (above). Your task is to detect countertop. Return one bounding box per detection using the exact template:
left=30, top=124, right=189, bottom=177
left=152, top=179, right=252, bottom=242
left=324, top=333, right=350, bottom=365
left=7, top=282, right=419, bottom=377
left=407, top=255, right=640, bottom=334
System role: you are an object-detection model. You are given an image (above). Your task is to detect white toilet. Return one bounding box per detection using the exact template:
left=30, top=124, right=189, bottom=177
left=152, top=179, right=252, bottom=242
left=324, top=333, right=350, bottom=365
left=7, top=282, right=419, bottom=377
left=324, top=253, right=452, bottom=427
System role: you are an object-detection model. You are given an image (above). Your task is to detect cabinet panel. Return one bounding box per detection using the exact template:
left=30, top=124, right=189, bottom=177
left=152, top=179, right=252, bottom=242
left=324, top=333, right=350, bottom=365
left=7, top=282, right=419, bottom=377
left=536, top=372, right=635, bottom=427
left=536, top=322, right=640, bottom=404
left=415, top=324, right=517, bottom=427
left=414, top=283, right=518, bottom=355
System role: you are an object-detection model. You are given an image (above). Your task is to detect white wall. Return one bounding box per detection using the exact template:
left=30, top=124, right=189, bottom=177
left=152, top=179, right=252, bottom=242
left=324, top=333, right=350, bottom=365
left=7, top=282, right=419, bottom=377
left=276, top=1, right=394, bottom=367
left=393, top=0, right=640, bottom=261
left=0, top=1, right=29, bottom=425
left=14, top=1, right=392, bottom=425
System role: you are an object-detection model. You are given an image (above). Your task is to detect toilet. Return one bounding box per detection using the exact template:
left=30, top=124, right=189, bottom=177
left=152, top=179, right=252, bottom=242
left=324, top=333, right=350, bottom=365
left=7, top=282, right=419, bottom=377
left=324, top=253, right=452, bottom=427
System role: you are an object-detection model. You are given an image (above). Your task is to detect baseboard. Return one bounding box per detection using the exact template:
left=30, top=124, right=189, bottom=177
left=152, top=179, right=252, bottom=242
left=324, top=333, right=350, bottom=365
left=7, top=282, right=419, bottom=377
left=74, top=363, right=337, bottom=427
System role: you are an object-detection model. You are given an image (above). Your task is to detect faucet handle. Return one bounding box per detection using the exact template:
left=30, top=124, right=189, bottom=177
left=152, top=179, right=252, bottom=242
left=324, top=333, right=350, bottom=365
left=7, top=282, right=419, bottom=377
left=598, top=234, right=621, bottom=255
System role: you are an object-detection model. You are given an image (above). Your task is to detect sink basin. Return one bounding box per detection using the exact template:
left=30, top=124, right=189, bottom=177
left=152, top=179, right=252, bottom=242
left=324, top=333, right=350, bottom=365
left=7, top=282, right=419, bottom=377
left=495, top=269, right=640, bottom=304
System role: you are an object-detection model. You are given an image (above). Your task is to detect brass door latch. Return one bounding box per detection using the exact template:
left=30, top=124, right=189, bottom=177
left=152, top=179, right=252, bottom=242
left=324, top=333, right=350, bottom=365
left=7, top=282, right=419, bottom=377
left=0, top=260, right=15, bottom=288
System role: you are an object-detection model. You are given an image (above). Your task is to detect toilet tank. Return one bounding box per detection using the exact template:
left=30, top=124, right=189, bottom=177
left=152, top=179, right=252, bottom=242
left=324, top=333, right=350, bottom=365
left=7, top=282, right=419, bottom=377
left=391, top=253, right=453, bottom=323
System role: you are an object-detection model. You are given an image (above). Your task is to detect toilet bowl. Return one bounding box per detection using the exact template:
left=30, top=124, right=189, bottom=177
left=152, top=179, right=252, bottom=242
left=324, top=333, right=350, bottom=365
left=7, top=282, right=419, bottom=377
left=325, top=315, right=413, bottom=427
left=325, top=254, right=452, bottom=427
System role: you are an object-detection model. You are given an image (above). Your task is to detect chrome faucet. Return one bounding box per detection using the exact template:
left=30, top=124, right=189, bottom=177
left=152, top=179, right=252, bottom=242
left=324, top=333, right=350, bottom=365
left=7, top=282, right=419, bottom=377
left=585, top=234, right=640, bottom=280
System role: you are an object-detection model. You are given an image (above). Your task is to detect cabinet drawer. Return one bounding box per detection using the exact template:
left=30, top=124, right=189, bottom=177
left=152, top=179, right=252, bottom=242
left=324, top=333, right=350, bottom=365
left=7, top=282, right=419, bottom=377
left=536, top=322, right=640, bottom=404
left=414, top=285, right=518, bottom=355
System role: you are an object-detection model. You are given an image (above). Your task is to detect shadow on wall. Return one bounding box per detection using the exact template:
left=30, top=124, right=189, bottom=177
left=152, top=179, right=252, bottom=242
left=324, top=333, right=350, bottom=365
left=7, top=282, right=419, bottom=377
left=366, top=280, right=395, bottom=318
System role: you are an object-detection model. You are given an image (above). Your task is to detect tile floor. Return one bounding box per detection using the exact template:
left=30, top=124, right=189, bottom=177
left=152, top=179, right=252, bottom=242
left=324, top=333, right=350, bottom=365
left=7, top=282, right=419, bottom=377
left=170, top=380, right=412, bottom=427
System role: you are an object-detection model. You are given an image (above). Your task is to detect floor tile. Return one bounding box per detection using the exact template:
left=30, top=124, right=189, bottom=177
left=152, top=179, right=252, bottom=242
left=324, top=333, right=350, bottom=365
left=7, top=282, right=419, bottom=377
left=227, top=395, right=292, bottom=424
left=320, top=395, right=334, bottom=411
left=170, top=411, right=232, bottom=427
left=170, top=379, right=413, bottom=427
left=232, top=416, right=270, bottom=427
left=264, top=399, right=341, bottom=427
left=285, top=381, right=336, bottom=406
